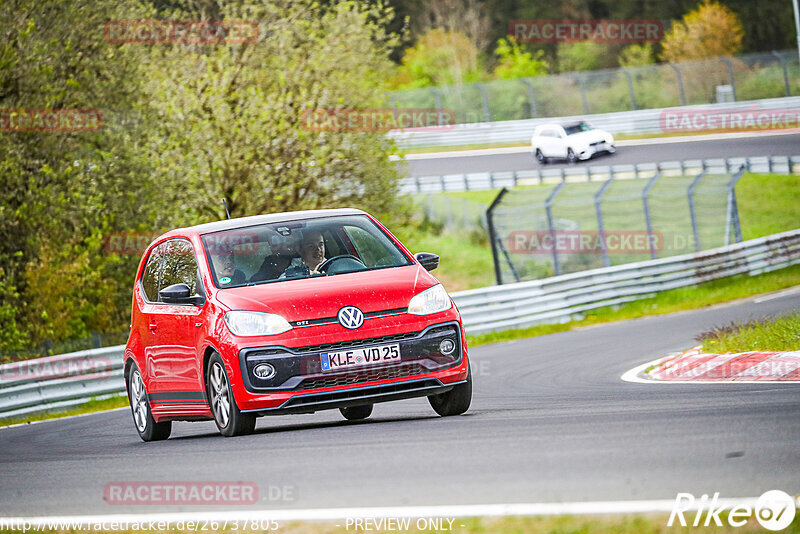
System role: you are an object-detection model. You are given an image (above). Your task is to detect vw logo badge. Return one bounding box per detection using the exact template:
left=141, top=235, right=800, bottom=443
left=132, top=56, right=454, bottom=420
left=338, top=306, right=364, bottom=329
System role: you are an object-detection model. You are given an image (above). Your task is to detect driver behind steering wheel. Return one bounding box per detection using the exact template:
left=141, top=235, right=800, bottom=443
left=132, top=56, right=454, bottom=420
left=280, top=229, right=326, bottom=279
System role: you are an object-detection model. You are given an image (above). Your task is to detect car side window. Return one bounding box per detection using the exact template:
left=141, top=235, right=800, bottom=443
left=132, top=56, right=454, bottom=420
left=141, top=242, right=165, bottom=302
left=159, top=239, right=199, bottom=299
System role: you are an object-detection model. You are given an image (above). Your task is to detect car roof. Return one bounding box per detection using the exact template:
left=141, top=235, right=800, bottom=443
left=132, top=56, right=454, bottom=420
left=176, top=208, right=368, bottom=235
left=561, top=121, right=587, bottom=129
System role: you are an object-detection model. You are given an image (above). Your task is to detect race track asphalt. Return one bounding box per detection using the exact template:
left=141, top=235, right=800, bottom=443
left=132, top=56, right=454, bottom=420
left=399, top=132, right=800, bottom=176
left=1, top=290, right=798, bottom=516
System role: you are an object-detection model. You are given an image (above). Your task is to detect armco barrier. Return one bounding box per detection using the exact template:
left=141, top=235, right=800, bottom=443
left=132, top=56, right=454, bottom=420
left=453, top=229, right=800, bottom=335
left=1, top=229, right=799, bottom=420
left=388, top=96, right=800, bottom=149
left=399, top=154, right=800, bottom=194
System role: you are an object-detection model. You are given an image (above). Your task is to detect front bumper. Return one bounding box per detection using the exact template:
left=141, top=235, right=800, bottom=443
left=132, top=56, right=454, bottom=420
left=232, top=320, right=468, bottom=412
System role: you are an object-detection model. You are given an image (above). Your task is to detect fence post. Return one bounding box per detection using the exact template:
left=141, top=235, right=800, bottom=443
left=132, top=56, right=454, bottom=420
left=572, top=74, right=590, bottom=114
left=724, top=166, right=746, bottom=245
left=520, top=78, right=538, bottom=118
left=474, top=82, right=491, bottom=123
left=487, top=187, right=509, bottom=285
left=642, top=171, right=662, bottom=260
left=719, top=56, right=737, bottom=101
left=668, top=63, right=687, bottom=106
left=687, top=171, right=706, bottom=252
left=545, top=182, right=566, bottom=275
left=429, top=87, right=443, bottom=115
left=771, top=51, right=791, bottom=96
left=622, top=68, right=637, bottom=110
left=595, top=176, right=615, bottom=268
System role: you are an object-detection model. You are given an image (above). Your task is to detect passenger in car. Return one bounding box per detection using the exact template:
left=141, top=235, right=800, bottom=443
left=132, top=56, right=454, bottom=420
left=212, top=251, right=246, bottom=286
left=250, top=233, right=298, bottom=282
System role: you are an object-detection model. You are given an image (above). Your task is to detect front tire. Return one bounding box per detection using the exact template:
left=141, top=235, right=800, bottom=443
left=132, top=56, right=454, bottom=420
left=126, top=364, right=171, bottom=442
left=340, top=404, right=373, bottom=421
left=207, top=354, right=256, bottom=437
left=567, top=148, right=578, bottom=164
left=535, top=149, right=547, bottom=164
left=428, top=367, right=472, bottom=416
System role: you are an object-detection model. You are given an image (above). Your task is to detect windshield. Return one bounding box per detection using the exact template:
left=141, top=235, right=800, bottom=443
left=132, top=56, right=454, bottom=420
left=202, top=215, right=413, bottom=288
left=564, top=122, right=593, bottom=135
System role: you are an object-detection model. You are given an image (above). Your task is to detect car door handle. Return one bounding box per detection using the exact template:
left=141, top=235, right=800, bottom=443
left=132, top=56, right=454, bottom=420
left=149, top=323, right=157, bottom=331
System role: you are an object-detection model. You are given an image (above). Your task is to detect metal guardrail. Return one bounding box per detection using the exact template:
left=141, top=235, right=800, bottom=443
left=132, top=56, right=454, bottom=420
left=0, top=346, right=125, bottom=420
left=400, top=154, right=800, bottom=194
left=388, top=96, right=800, bottom=149
left=452, top=229, right=800, bottom=335
left=2, top=229, right=799, bottom=420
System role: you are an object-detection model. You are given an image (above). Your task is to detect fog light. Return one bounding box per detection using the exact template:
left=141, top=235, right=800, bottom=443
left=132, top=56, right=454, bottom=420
left=253, top=363, right=276, bottom=380
left=439, top=339, right=456, bottom=355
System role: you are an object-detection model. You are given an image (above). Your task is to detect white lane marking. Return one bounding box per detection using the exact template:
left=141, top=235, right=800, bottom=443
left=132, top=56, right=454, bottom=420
left=753, top=285, right=800, bottom=303
left=391, top=129, right=800, bottom=160
left=0, top=407, right=128, bottom=430
left=2, top=497, right=790, bottom=525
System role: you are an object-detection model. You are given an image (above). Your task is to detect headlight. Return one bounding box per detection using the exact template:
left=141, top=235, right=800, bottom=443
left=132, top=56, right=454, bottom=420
left=224, top=311, right=292, bottom=336
left=408, top=284, right=452, bottom=315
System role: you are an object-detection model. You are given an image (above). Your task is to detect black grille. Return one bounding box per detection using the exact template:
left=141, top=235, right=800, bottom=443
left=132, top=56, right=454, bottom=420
left=297, top=363, right=427, bottom=390
left=290, top=331, right=421, bottom=354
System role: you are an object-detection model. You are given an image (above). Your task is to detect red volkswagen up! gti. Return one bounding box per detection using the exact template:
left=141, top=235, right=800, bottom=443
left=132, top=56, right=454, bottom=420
left=124, top=209, right=471, bottom=440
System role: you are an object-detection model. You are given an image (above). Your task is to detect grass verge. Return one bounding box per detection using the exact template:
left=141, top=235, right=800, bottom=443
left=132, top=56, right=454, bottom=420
left=697, top=311, right=800, bottom=353
left=0, top=394, right=128, bottom=428
left=466, top=265, right=800, bottom=348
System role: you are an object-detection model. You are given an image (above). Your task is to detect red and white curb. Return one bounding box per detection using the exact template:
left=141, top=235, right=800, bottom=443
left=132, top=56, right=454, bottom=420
left=622, top=346, right=800, bottom=384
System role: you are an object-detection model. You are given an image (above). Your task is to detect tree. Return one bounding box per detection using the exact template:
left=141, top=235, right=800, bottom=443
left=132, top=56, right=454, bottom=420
left=143, top=0, right=405, bottom=223
left=391, top=28, right=484, bottom=88
left=660, top=0, right=744, bottom=63
left=619, top=43, right=656, bottom=67
left=493, top=37, right=548, bottom=80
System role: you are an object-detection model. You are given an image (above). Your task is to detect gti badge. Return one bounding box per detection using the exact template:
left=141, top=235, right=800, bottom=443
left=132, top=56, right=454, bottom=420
left=338, top=306, right=364, bottom=329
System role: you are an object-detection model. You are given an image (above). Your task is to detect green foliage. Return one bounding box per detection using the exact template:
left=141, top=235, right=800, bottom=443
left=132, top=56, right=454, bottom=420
left=619, top=43, right=655, bottom=67
left=699, top=312, right=800, bottom=352
left=556, top=42, right=615, bottom=72
left=493, top=38, right=548, bottom=80
left=391, top=28, right=485, bottom=89
left=661, top=0, right=745, bottom=62
left=0, top=0, right=408, bottom=353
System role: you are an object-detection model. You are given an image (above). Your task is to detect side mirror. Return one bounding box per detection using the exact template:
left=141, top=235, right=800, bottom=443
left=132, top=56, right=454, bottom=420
left=414, top=252, right=439, bottom=272
left=159, top=283, right=205, bottom=306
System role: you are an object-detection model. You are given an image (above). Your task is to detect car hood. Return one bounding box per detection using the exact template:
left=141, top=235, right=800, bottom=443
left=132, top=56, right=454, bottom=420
left=568, top=130, right=610, bottom=144
left=214, top=264, right=439, bottom=321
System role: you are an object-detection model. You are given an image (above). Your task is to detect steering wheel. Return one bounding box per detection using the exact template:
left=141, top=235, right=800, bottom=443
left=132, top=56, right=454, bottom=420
left=317, top=254, right=365, bottom=273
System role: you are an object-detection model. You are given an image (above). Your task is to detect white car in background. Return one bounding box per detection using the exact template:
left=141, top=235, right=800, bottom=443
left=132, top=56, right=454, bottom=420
left=531, top=121, right=615, bottom=164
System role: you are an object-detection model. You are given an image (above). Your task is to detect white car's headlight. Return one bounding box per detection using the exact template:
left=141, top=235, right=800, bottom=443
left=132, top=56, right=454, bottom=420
left=408, top=284, right=452, bottom=315
left=224, top=311, right=292, bottom=336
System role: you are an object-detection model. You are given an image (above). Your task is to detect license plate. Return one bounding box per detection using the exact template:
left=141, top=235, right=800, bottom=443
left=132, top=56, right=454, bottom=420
left=320, top=343, right=401, bottom=371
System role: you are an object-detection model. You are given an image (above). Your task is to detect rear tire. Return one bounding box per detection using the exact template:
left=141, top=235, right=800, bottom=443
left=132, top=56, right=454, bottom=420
left=126, top=364, right=171, bottom=442
left=207, top=353, right=256, bottom=437
left=340, top=404, right=373, bottom=421
left=428, top=366, right=472, bottom=416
